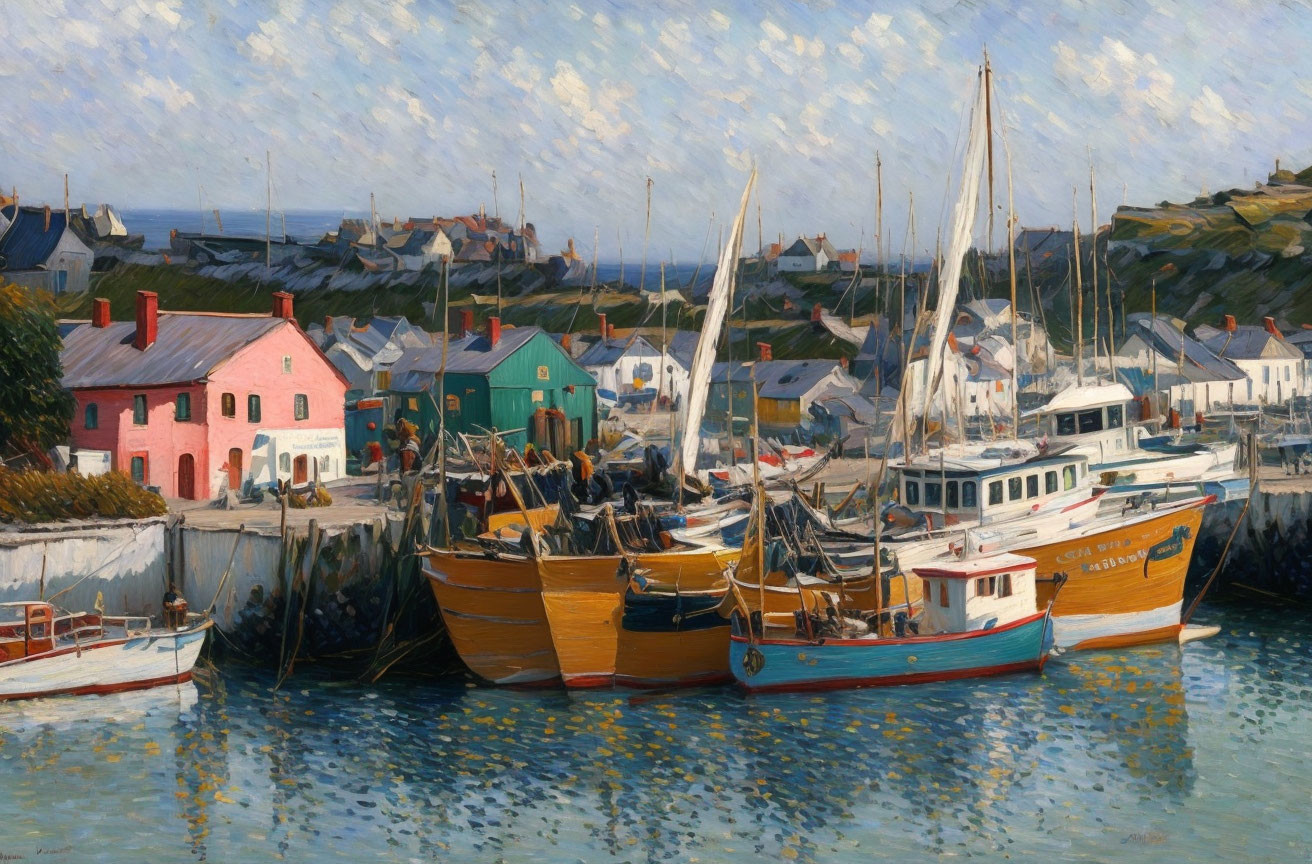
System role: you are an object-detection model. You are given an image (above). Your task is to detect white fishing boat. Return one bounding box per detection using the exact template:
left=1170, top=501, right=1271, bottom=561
left=0, top=601, right=211, bottom=701
left=1038, top=382, right=1238, bottom=488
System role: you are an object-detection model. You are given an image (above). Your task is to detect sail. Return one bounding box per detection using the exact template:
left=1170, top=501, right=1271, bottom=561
left=676, top=168, right=756, bottom=475
left=918, top=74, right=989, bottom=421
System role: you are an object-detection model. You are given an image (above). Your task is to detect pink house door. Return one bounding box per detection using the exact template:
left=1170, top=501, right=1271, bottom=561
left=227, top=448, right=243, bottom=491
left=177, top=454, right=196, bottom=499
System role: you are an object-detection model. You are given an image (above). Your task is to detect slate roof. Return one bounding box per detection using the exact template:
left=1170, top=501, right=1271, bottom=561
left=0, top=205, right=70, bottom=270
left=577, top=336, right=657, bottom=367
left=386, top=326, right=544, bottom=391
left=709, top=359, right=851, bottom=400
left=60, top=313, right=288, bottom=389
left=1122, top=315, right=1245, bottom=382
left=1194, top=323, right=1302, bottom=361
left=666, top=330, right=699, bottom=368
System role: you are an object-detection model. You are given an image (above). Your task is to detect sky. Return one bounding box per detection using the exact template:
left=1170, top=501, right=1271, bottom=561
left=0, top=0, right=1306, bottom=261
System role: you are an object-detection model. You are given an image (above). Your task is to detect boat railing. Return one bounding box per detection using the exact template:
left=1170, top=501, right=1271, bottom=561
left=101, top=615, right=153, bottom=637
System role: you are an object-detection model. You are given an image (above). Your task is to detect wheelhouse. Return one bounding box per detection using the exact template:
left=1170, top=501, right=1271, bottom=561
left=896, top=451, right=1089, bottom=526
left=915, top=551, right=1039, bottom=634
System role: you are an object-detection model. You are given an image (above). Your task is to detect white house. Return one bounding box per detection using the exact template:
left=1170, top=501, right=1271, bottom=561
left=776, top=235, right=838, bottom=272
left=1195, top=316, right=1303, bottom=405
left=577, top=334, right=690, bottom=407
left=1115, top=314, right=1246, bottom=412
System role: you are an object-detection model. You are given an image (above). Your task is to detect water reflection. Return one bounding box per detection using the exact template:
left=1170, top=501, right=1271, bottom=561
left=0, top=604, right=1309, bottom=862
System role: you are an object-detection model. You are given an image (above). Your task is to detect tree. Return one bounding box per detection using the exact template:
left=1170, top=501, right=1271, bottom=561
left=0, top=283, right=73, bottom=460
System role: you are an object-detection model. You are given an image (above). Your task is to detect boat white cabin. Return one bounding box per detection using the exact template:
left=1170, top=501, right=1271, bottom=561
left=915, top=550, right=1039, bottom=635
left=894, top=442, right=1091, bottom=527
left=1039, top=383, right=1144, bottom=465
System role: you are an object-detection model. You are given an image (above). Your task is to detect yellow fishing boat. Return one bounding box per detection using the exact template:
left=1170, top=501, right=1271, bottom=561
left=422, top=547, right=560, bottom=686
left=537, top=545, right=739, bottom=689
left=1015, top=496, right=1211, bottom=651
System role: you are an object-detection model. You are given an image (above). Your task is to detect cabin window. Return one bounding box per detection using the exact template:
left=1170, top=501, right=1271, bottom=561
left=1107, top=404, right=1124, bottom=429
left=905, top=480, right=920, bottom=506
left=130, top=455, right=147, bottom=484
left=279, top=452, right=291, bottom=472
left=175, top=393, right=191, bottom=421
left=988, top=481, right=1003, bottom=505
left=221, top=393, right=236, bottom=417
left=84, top=403, right=98, bottom=430
left=939, top=582, right=950, bottom=608
left=925, top=482, right=942, bottom=507
left=247, top=394, right=262, bottom=423
left=1008, top=476, right=1022, bottom=501
left=962, top=481, right=977, bottom=508
left=1063, top=465, right=1076, bottom=490
left=294, top=394, right=309, bottom=421
left=1078, top=409, right=1103, bottom=433
left=1026, top=474, right=1039, bottom=499
left=445, top=394, right=460, bottom=412
left=133, top=394, right=148, bottom=425
left=282, top=355, right=293, bottom=374
left=1045, top=471, right=1058, bottom=494
left=1056, top=412, right=1076, bottom=435
left=976, top=576, right=995, bottom=597
left=997, top=572, right=1013, bottom=598
left=946, top=480, right=959, bottom=509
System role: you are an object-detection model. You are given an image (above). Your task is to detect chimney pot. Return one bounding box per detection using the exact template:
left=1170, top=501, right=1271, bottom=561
left=42, top=205, right=51, bottom=233
left=608, top=323, right=616, bottom=339
left=487, top=315, right=501, bottom=347
left=1224, top=314, right=1237, bottom=332
left=134, top=290, right=158, bottom=351
left=811, top=303, right=822, bottom=323
left=1264, top=316, right=1280, bottom=337
left=839, top=355, right=849, bottom=371
left=561, top=333, right=572, bottom=352
left=271, top=291, right=294, bottom=320
left=757, top=341, right=773, bottom=362
left=948, top=332, right=959, bottom=352
left=91, top=297, right=110, bottom=328
left=324, top=315, right=334, bottom=334
left=598, top=312, right=608, bottom=341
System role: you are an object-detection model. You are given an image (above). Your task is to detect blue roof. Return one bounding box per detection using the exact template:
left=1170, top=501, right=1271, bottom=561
left=1194, top=322, right=1302, bottom=362
left=0, top=205, right=70, bottom=270
left=710, top=359, right=850, bottom=399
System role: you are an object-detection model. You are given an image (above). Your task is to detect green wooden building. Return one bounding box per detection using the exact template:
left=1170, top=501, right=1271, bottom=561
left=387, top=319, right=597, bottom=453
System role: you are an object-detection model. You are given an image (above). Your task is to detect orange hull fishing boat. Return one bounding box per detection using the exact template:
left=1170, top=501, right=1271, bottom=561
left=423, top=548, right=561, bottom=686
left=1015, top=496, right=1211, bottom=651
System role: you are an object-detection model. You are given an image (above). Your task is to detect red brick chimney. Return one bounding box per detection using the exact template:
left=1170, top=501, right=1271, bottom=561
left=91, top=297, right=110, bottom=328
left=448, top=308, right=474, bottom=337
left=486, top=315, right=501, bottom=347
left=561, top=333, right=573, bottom=352
left=608, top=323, right=616, bottom=339
left=271, top=291, right=294, bottom=319
left=324, top=315, right=334, bottom=334
left=134, top=290, right=158, bottom=351
left=811, top=303, right=822, bottom=323
left=1223, top=314, right=1237, bottom=332
left=948, top=332, right=959, bottom=352
left=1263, top=316, right=1280, bottom=337
left=757, top=341, right=772, bottom=361
left=598, top=313, right=608, bottom=341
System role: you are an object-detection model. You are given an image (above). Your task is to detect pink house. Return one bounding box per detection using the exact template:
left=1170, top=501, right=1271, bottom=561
left=60, top=290, right=350, bottom=500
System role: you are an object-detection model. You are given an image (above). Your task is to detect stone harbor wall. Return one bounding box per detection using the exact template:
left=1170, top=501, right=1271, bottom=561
left=0, top=508, right=445, bottom=674
left=1191, top=491, right=1312, bottom=598
left=0, top=517, right=168, bottom=616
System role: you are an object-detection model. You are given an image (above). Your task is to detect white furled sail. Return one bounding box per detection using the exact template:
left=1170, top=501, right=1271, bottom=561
left=885, top=71, right=989, bottom=456
left=676, top=168, right=756, bottom=476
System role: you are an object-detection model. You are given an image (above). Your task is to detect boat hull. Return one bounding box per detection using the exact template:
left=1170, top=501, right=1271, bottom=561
left=0, top=621, right=211, bottom=701
left=423, top=549, right=561, bottom=686
left=1015, top=500, right=1208, bottom=651
left=538, top=548, right=739, bottom=688
left=730, top=611, right=1050, bottom=693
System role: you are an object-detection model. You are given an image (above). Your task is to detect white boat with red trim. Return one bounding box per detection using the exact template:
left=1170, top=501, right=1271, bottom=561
left=0, top=601, right=212, bottom=701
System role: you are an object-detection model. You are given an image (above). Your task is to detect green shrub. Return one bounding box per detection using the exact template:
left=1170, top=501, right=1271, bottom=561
left=0, top=469, right=167, bottom=523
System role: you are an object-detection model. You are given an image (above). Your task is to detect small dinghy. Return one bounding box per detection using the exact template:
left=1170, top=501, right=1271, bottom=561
left=0, top=601, right=211, bottom=701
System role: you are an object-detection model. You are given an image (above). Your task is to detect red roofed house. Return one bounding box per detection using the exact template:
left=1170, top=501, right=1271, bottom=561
left=60, top=290, right=349, bottom=500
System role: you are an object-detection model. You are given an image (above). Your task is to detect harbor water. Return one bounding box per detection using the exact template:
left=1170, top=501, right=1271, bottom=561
left=0, top=597, right=1307, bottom=862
